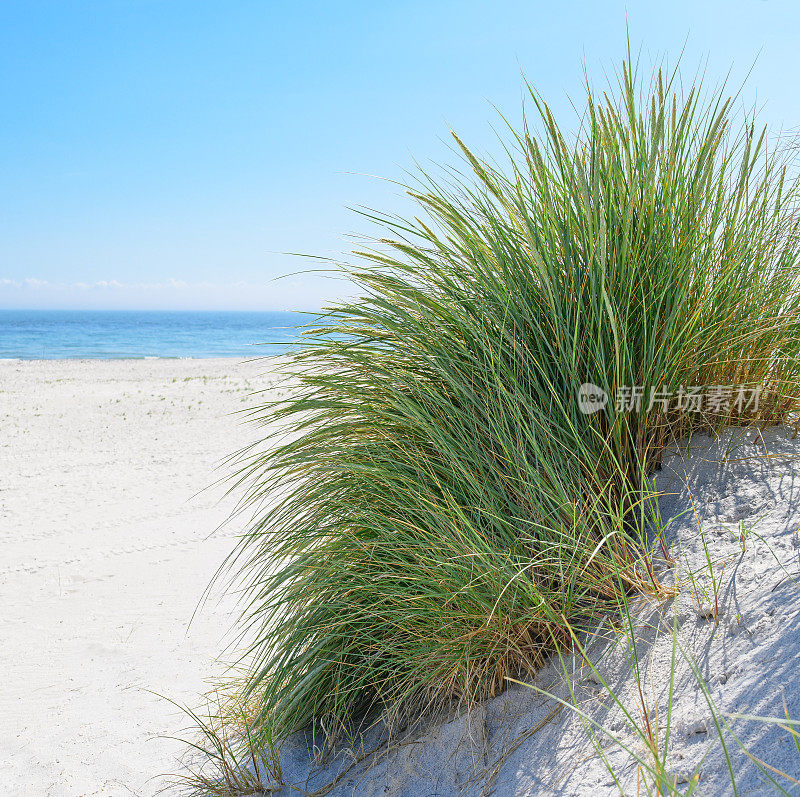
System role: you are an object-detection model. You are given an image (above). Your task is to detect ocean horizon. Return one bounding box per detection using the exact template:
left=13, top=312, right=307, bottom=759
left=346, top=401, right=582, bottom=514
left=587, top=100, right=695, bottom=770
left=0, top=309, right=311, bottom=359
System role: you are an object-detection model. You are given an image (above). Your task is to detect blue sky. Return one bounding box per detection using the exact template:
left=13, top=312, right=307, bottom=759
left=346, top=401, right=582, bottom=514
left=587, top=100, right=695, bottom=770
left=1, top=0, right=798, bottom=310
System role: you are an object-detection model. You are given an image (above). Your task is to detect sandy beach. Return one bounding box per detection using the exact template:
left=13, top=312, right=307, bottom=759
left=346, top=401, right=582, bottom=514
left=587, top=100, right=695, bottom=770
left=0, top=357, right=278, bottom=796
left=4, top=361, right=800, bottom=796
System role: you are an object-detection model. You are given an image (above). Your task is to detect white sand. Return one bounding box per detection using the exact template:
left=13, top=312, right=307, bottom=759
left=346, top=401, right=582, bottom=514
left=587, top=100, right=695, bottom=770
left=274, top=426, right=800, bottom=796
left=0, top=357, right=281, bottom=796
left=5, top=360, right=800, bottom=796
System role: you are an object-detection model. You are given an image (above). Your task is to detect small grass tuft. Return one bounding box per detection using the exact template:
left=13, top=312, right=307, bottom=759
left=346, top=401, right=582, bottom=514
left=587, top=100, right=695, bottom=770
left=162, top=686, right=283, bottom=796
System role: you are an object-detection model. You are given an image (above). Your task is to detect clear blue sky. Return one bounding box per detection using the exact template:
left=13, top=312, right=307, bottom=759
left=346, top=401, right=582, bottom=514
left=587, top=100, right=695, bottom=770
left=1, top=0, right=798, bottom=310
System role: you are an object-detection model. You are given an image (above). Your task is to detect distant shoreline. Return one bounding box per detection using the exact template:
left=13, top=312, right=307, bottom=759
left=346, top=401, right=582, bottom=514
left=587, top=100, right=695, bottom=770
left=0, top=353, right=287, bottom=362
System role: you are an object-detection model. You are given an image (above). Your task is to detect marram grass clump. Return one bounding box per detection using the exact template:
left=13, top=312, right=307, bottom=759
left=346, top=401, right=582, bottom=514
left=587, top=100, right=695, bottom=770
left=221, top=59, right=800, bottom=751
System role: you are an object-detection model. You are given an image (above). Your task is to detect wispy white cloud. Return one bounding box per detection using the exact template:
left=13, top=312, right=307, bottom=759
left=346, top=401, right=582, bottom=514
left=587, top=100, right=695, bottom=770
left=0, top=275, right=347, bottom=311
left=1, top=277, right=252, bottom=292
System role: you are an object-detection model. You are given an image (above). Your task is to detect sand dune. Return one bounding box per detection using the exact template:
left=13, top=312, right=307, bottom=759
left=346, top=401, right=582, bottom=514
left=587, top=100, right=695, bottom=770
left=273, top=427, right=800, bottom=795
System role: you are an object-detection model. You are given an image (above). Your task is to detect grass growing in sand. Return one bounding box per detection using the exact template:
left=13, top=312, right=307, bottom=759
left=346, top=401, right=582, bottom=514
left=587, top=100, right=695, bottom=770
left=519, top=508, right=800, bottom=795
left=211, top=52, right=800, bottom=778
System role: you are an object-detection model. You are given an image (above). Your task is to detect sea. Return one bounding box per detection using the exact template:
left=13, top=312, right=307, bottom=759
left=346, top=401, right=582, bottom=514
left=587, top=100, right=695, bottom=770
left=0, top=310, right=311, bottom=359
